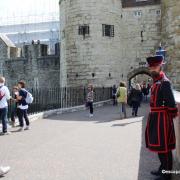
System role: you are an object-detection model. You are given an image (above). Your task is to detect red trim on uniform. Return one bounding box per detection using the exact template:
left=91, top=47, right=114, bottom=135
left=151, top=107, right=168, bottom=110
left=147, top=147, right=175, bottom=154
left=158, top=112, right=160, bottom=146
left=168, top=107, right=178, bottom=110
left=164, top=112, right=168, bottom=152
left=148, top=61, right=163, bottom=67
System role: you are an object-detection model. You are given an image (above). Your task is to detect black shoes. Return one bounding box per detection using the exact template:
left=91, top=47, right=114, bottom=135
left=154, top=176, right=171, bottom=180
left=151, top=170, right=171, bottom=180
left=151, top=170, right=161, bottom=176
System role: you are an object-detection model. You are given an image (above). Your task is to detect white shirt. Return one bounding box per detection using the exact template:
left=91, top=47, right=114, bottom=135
left=0, top=85, right=11, bottom=108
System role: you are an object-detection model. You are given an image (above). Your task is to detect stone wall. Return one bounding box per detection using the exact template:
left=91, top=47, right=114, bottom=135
left=0, top=43, right=60, bottom=90
left=60, top=0, right=161, bottom=87
left=161, top=0, right=180, bottom=90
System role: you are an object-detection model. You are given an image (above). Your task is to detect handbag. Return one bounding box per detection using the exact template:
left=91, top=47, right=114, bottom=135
left=116, top=88, right=120, bottom=98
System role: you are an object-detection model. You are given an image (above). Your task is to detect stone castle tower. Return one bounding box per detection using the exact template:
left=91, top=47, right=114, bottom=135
left=59, top=0, right=163, bottom=87
left=161, top=0, right=180, bottom=90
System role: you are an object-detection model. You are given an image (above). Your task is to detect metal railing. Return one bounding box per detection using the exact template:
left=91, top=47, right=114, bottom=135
left=7, top=87, right=112, bottom=118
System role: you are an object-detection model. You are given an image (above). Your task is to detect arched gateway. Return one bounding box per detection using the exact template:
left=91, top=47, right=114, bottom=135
left=127, top=67, right=151, bottom=88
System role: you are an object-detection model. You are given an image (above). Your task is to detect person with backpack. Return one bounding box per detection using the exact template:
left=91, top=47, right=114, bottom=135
left=0, top=76, right=11, bottom=135
left=16, top=81, right=31, bottom=131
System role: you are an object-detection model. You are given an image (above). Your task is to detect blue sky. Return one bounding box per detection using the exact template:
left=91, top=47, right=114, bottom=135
left=0, top=0, right=59, bottom=25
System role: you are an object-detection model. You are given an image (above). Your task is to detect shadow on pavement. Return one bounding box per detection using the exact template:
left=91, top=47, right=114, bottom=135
left=112, top=119, right=143, bottom=127
left=44, top=105, right=140, bottom=124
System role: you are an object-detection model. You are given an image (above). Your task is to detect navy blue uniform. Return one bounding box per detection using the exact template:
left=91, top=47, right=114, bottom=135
left=145, top=73, right=178, bottom=153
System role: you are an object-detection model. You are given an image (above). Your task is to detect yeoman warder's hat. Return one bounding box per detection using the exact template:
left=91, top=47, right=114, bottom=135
left=146, top=55, right=165, bottom=67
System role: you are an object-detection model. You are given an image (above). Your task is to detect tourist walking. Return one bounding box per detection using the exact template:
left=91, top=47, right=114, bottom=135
left=129, top=83, right=143, bottom=117
left=0, top=166, right=10, bottom=177
left=142, top=84, right=149, bottom=101
left=116, top=82, right=127, bottom=119
left=86, top=84, right=94, bottom=117
left=112, top=85, right=117, bottom=106
left=145, top=55, right=178, bottom=180
left=0, top=76, right=11, bottom=135
left=16, top=81, right=30, bottom=131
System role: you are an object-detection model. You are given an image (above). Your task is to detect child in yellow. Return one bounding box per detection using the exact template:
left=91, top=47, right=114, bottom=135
left=116, top=82, right=127, bottom=118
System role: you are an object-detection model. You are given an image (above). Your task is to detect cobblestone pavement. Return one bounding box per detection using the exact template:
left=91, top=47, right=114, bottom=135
left=0, top=103, right=179, bottom=180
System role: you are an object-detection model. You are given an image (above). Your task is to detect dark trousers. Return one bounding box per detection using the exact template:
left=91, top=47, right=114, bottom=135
left=158, top=151, right=173, bottom=180
left=112, top=95, right=117, bottom=106
left=18, top=109, right=30, bottom=127
left=11, top=107, right=18, bottom=123
left=132, top=101, right=139, bottom=116
left=88, top=102, right=93, bottom=114
left=0, top=107, right=8, bottom=133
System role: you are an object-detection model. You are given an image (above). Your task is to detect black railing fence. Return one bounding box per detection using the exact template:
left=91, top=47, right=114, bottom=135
left=7, top=87, right=112, bottom=118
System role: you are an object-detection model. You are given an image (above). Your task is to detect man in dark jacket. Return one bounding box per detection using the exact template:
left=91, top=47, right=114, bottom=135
left=145, top=55, right=178, bottom=180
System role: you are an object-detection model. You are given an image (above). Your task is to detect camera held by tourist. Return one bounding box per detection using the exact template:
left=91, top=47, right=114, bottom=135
left=116, top=82, right=127, bottom=119
left=86, top=84, right=94, bottom=118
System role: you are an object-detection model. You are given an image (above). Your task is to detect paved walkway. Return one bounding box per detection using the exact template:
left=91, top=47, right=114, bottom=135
left=0, top=103, right=179, bottom=180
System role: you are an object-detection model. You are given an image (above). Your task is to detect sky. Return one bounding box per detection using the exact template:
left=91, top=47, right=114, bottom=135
left=0, top=0, right=59, bottom=25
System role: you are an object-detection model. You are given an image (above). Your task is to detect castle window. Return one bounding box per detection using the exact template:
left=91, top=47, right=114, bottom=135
left=92, top=73, right=95, bottom=77
left=102, top=24, right=114, bottom=37
left=78, top=25, right=90, bottom=38
left=134, top=11, right=142, bottom=17
left=156, top=10, right=161, bottom=15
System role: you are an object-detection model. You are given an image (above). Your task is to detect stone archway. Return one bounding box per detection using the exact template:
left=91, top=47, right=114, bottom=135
left=127, top=67, right=151, bottom=89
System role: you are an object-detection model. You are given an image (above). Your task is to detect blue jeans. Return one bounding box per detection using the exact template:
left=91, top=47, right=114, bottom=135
left=120, top=102, right=126, bottom=118
left=0, top=107, right=8, bottom=133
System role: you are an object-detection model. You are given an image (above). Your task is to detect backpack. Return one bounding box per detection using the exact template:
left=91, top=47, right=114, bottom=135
left=25, top=91, right=34, bottom=104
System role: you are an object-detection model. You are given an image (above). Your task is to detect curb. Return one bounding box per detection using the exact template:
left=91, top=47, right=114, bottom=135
left=3, top=100, right=112, bottom=128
